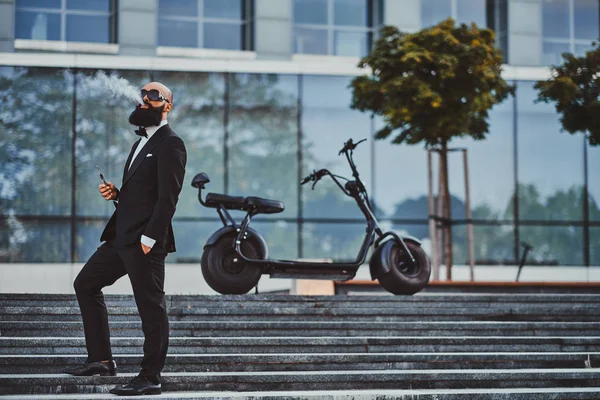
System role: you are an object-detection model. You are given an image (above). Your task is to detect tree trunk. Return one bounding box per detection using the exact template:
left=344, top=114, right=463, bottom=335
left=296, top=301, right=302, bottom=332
left=440, top=140, right=453, bottom=280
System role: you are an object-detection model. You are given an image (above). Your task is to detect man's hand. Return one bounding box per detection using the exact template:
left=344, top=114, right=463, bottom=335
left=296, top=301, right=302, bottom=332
left=141, top=242, right=151, bottom=255
left=99, top=182, right=118, bottom=201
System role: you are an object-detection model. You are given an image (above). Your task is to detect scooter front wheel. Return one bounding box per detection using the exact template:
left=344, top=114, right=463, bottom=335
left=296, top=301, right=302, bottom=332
left=201, top=233, right=264, bottom=294
left=373, top=239, right=431, bottom=295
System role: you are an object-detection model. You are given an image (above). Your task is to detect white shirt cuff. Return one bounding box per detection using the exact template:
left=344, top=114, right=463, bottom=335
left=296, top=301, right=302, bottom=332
left=141, top=235, right=156, bottom=248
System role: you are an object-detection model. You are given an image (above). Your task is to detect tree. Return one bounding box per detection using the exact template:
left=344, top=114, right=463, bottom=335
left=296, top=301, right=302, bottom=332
left=535, top=41, right=600, bottom=145
left=350, top=18, right=513, bottom=279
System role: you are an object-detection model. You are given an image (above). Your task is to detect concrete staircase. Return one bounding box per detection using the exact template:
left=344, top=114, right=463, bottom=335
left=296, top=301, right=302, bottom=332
left=1, top=293, right=600, bottom=399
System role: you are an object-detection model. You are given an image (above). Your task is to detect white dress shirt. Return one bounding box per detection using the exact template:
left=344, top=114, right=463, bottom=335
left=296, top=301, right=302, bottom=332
left=129, top=119, right=168, bottom=249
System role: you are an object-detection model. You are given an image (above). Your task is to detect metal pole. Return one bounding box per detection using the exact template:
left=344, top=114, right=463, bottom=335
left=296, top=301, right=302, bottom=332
left=436, top=155, right=444, bottom=279
left=427, top=150, right=438, bottom=280
left=463, top=149, right=475, bottom=281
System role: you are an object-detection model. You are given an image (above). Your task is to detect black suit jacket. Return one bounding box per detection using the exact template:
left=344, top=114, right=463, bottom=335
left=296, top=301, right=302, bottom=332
left=100, top=125, right=187, bottom=253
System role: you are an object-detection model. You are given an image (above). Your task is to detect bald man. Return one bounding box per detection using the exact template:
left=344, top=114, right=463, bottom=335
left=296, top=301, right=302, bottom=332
left=65, top=82, right=187, bottom=396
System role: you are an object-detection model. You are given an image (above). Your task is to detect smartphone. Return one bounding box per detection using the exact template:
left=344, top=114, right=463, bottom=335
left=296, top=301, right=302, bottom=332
left=96, top=165, right=108, bottom=185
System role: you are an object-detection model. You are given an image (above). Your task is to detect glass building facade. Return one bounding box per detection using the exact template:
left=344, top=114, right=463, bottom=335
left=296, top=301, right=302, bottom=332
left=2, top=0, right=600, bottom=276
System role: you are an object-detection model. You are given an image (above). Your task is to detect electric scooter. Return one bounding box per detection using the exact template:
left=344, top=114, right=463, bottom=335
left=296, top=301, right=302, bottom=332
left=191, top=138, right=431, bottom=295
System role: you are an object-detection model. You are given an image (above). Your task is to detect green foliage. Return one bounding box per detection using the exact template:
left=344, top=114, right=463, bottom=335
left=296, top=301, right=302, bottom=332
left=535, top=41, right=600, bottom=145
left=350, top=18, right=513, bottom=146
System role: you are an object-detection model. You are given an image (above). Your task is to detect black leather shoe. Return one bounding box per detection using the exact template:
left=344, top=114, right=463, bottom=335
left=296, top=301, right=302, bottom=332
left=63, top=360, right=117, bottom=376
left=109, top=375, right=161, bottom=396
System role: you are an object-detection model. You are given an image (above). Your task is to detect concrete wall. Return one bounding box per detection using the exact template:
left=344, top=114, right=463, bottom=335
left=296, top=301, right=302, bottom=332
left=0, top=0, right=14, bottom=52
left=119, top=0, right=158, bottom=56
left=254, top=0, right=292, bottom=59
left=508, top=0, right=542, bottom=66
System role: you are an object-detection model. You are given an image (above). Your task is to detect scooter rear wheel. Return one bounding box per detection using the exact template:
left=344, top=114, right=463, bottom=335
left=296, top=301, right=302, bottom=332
left=374, top=239, right=431, bottom=295
left=201, top=233, right=264, bottom=294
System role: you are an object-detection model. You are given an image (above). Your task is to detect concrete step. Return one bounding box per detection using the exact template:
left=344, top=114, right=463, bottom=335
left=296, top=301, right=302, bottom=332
left=2, top=337, right=600, bottom=355
left=2, top=306, right=600, bottom=322
left=3, top=320, right=599, bottom=337
left=1, top=352, right=598, bottom=374
left=2, top=388, right=600, bottom=400
left=2, top=369, right=600, bottom=395
left=4, top=293, right=600, bottom=306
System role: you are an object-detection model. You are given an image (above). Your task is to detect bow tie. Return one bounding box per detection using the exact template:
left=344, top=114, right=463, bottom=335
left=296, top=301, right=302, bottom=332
left=135, top=127, right=148, bottom=138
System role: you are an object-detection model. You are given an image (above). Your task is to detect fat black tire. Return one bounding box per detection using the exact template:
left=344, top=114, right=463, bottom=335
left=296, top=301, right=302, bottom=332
left=201, top=233, right=264, bottom=294
left=374, top=239, right=431, bottom=295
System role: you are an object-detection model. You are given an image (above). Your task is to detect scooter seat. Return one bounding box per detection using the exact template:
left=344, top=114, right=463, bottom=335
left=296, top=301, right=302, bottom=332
left=245, top=196, right=285, bottom=214
left=205, top=193, right=245, bottom=210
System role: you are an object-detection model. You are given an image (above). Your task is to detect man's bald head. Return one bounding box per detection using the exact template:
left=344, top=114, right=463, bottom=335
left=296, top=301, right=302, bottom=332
left=142, top=82, right=173, bottom=104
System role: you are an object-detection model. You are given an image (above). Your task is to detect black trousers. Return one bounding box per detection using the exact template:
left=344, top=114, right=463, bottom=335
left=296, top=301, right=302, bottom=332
left=73, top=241, right=169, bottom=382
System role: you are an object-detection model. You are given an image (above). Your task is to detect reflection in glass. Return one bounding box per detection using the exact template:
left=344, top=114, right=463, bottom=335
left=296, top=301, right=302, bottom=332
left=66, top=15, right=110, bottom=43
left=590, top=227, right=600, bottom=265
left=294, top=0, right=328, bottom=24
left=542, top=41, right=570, bottom=65
left=252, top=221, right=299, bottom=260
left=15, top=11, right=61, bottom=41
left=294, top=27, right=328, bottom=54
left=204, top=0, right=242, bottom=19
left=542, top=0, right=569, bottom=38
left=302, top=223, right=365, bottom=261
left=17, top=0, right=61, bottom=8
left=204, top=22, right=242, bottom=50
left=456, top=0, right=486, bottom=26
left=517, top=81, right=584, bottom=221
left=302, top=75, right=372, bottom=219
left=67, top=0, right=110, bottom=12
left=334, top=0, right=368, bottom=26
left=334, top=30, right=368, bottom=57
left=519, top=225, right=583, bottom=265
left=228, top=74, right=299, bottom=220
left=158, top=19, right=198, bottom=48
left=171, top=221, right=223, bottom=263
left=451, top=224, right=515, bottom=265
left=152, top=70, right=226, bottom=218
left=1, top=219, right=71, bottom=262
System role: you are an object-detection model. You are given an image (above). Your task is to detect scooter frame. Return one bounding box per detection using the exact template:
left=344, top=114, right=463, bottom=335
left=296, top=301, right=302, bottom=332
left=196, top=139, right=419, bottom=281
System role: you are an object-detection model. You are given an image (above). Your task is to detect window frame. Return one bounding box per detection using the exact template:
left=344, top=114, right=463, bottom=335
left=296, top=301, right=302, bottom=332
left=157, top=0, right=254, bottom=51
left=542, top=0, right=599, bottom=57
left=292, top=0, right=383, bottom=57
left=14, top=0, right=118, bottom=43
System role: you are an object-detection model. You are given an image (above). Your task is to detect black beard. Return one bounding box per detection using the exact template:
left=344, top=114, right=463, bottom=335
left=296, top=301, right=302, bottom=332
left=128, top=104, right=164, bottom=127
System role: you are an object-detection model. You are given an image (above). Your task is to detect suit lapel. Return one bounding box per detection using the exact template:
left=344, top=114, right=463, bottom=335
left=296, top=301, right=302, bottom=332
left=122, top=125, right=170, bottom=187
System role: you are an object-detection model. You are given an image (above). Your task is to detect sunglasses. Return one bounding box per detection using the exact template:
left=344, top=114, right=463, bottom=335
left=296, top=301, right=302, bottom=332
left=141, top=89, right=169, bottom=103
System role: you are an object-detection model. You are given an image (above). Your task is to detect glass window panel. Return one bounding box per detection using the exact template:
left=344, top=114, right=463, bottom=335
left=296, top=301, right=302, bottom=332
left=542, top=0, right=569, bottom=38
left=158, top=0, right=198, bottom=17
left=542, top=41, right=571, bottom=65
left=334, top=30, right=368, bottom=57
left=0, top=67, right=72, bottom=216
left=574, top=0, right=599, bottom=39
left=294, top=0, right=328, bottom=24
left=450, top=224, right=515, bottom=265
left=228, top=74, right=299, bottom=220
left=294, top=27, right=328, bottom=54
left=158, top=19, right=198, bottom=47
left=203, top=22, right=242, bottom=50
left=171, top=221, right=223, bottom=263
left=456, top=0, right=487, bottom=26
left=590, top=226, right=600, bottom=266
left=67, top=0, right=110, bottom=12
left=575, top=42, right=595, bottom=56
left=518, top=225, right=583, bottom=266
left=421, top=0, right=452, bottom=28
left=66, top=15, right=110, bottom=43
left=302, top=222, right=365, bottom=261
left=152, top=71, right=226, bottom=217
left=15, top=11, right=61, bottom=41
left=74, top=69, right=149, bottom=218
left=1, top=219, right=71, bottom=262
left=334, top=0, right=368, bottom=27
left=516, top=81, right=584, bottom=221
left=204, top=0, right=242, bottom=20
left=447, top=97, right=515, bottom=221
left=302, top=75, right=372, bottom=220
left=16, top=0, right=61, bottom=9
left=253, top=221, right=299, bottom=260
left=587, top=145, right=600, bottom=221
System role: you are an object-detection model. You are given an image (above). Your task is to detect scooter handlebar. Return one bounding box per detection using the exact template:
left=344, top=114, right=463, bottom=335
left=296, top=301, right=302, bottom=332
left=339, top=138, right=367, bottom=155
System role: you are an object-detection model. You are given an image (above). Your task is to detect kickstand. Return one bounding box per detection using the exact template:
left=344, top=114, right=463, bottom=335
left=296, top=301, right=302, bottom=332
left=254, top=286, right=259, bottom=295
